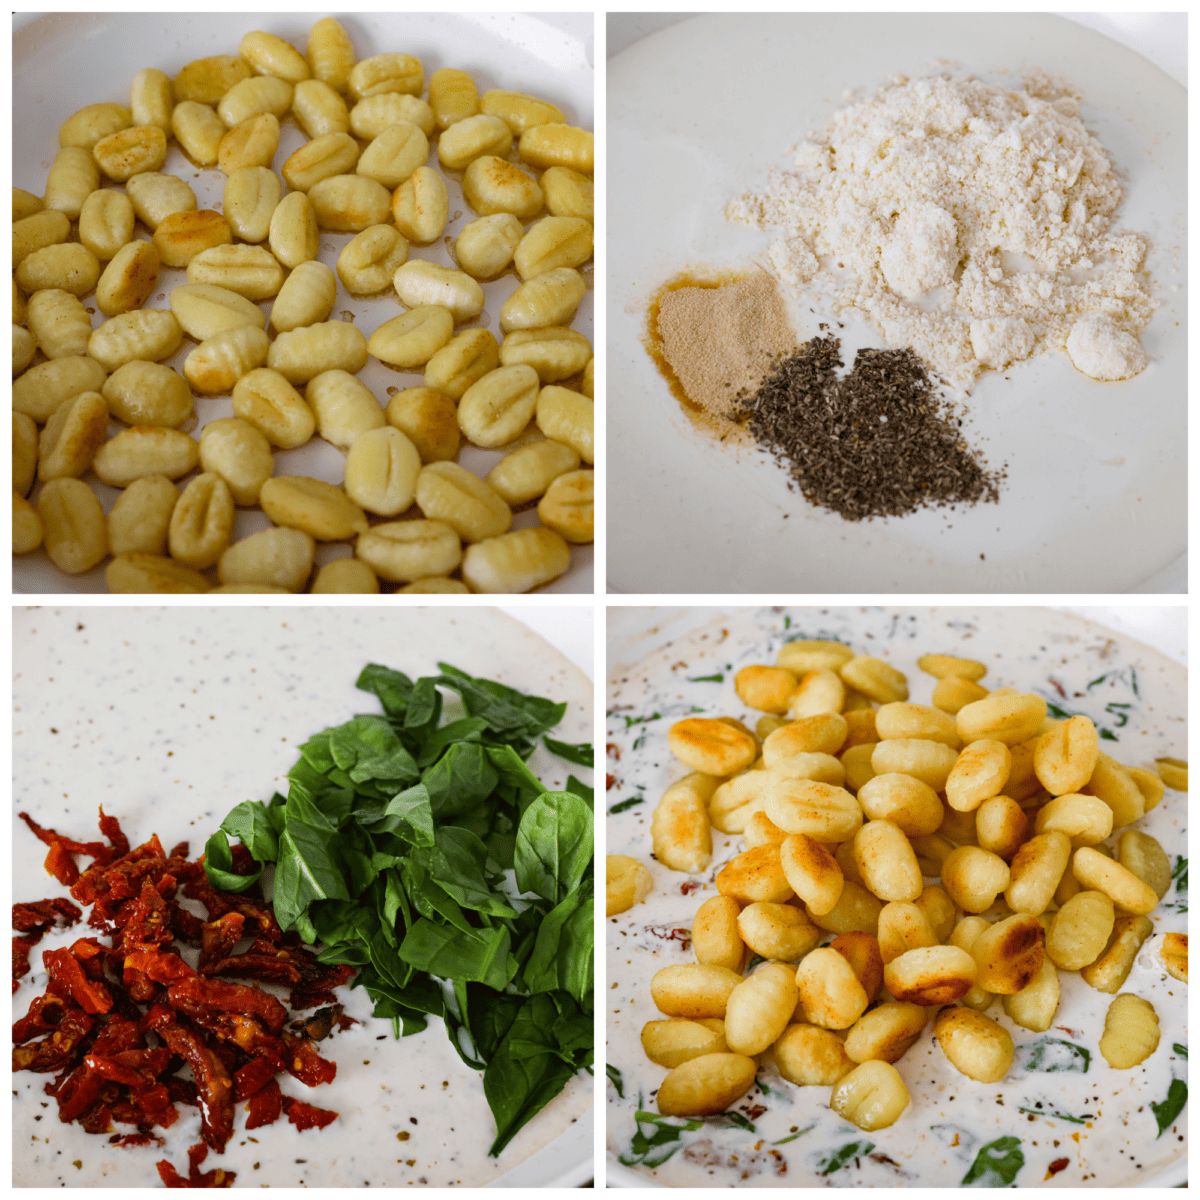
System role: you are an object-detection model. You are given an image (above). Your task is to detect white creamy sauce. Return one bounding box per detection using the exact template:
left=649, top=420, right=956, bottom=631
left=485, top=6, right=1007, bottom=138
left=14, top=606, right=592, bottom=1188
left=606, top=607, right=1187, bottom=1188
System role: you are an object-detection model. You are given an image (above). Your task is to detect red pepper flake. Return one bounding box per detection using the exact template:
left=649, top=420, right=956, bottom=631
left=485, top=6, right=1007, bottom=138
left=645, top=926, right=692, bottom=951
left=747, top=1105, right=767, bottom=1120
left=1048, top=678, right=1067, bottom=699
left=680, top=881, right=701, bottom=895
left=606, top=774, right=616, bottom=790
left=607, top=743, right=620, bottom=760
left=1046, top=1157, right=1070, bottom=1178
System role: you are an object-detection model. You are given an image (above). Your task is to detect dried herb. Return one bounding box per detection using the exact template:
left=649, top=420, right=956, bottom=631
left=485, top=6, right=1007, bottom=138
left=737, top=336, right=1001, bottom=520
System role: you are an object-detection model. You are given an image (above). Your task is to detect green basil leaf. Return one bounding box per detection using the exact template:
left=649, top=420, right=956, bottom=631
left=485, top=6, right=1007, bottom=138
left=961, top=1136, right=1024, bottom=1186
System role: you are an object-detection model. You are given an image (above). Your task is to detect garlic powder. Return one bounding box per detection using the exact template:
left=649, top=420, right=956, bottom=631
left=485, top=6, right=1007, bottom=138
left=729, top=73, right=1156, bottom=388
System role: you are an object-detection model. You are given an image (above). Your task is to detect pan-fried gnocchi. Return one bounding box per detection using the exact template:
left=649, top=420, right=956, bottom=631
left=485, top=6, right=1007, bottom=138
left=15, top=16, right=591, bottom=593
left=610, top=610, right=1186, bottom=1174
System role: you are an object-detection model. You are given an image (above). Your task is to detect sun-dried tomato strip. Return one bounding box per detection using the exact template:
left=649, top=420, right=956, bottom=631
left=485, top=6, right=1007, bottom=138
left=72, top=836, right=167, bottom=906
left=124, top=946, right=196, bottom=986
left=110, top=1130, right=165, bottom=1148
left=156, top=1142, right=236, bottom=1188
left=45, top=841, right=80, bottom=886
left=231, top=1053, right=276, bottom=1101
left=202, top=952, right=302, bottom=986
left=17, top=811, right=352, bottom=1173
left=244, top=1078, right=283, bottom=1129
left=152, top=1018, right=235, bottom=1153
left=98, top=808, right=129, bottom=858
left=13, top=993, right=68, bottom=1043
left=13, top=898, right=83, bottom=933
left=197, top=913, right=246, bottom=973
left=19, top=812, right=109, bottom=857
left=43, top=948, right=112, bottom=1014
left=165, top=1076, right=199, bottom=1108
left=85, top=1047, right=172, bottom=1087
left=13, top=933, right=43, bottom=991
left=168, top=977, right=288, bottom=1034
left=184, top=1009, right=286, bottom=1072
left=115, top=880, right=174, bottom=953
left=282, top=1093, right=338, bottom=1131
left=12, top=1006, right=93, bottom=1072
left=281, top=1034, right=337, bottom=1087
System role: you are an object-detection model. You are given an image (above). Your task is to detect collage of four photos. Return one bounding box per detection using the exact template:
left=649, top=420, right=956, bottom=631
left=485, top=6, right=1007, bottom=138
left=11, top=10, right=1187, bottom=1190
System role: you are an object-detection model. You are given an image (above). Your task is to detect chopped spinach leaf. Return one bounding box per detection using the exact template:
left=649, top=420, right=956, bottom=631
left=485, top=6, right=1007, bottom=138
left=774, top=1123, right=815, bottom=1145
left=962, top=1135, right=1024, bottom=1186
left=514, top=790, right=593, bottom=904
left=609, top=796, right=644, bottom=814
left=1015, top=1036, right=1090, bottom=1073
left=606, top=1063, right=625, bottom=1098
left=622, top=712, right=661, bottom=729
left=543, top=736, right=594, bottom=766
left=688, top=673, right=724, bottom=683
left=1151, top=1078, right=1187, bottom=1138
left=618, top=1111, right=704, bottom=1168
left=1173, top=1043, right=1187, bottom=1058
left=819, top=1140, right=875, bottom=1175
left=1017, top=1107, right=1085, bottom=1124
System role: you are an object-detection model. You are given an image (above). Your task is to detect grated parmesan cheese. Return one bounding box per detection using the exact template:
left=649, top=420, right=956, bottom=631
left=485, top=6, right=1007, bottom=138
left=729, top=73, right=1156, bottom=389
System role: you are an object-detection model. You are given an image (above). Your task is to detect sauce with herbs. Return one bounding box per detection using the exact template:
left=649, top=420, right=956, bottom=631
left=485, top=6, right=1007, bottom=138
left=607, top=607, right=1187, bottom=1188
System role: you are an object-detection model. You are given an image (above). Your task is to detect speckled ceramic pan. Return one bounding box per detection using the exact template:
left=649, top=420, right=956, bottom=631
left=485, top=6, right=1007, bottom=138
left=605, top=606, right=1186, bottom=1187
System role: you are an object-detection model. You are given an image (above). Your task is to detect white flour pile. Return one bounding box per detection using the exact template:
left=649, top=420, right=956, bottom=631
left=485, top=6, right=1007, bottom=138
left=728, top=73, right=1155, bottom=389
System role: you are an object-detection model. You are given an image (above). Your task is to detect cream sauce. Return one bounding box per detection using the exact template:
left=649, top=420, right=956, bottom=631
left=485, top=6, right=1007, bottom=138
left=606, top=607, right=1186, bottom=1187
left=14, top=606, right=592, bottom=1187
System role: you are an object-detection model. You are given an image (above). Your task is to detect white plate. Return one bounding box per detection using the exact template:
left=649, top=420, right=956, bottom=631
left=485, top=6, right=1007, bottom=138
left=604, top=605, right=1187, bottom=1188
left=13, top=11, right=593, bottom=595
left=607, top=14, right=1185, bottom=593
left=13, top=606, right=593, bottom=1186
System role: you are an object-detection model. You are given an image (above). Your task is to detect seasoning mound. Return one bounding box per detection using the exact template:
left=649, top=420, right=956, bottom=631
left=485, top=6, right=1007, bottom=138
left=647, top=271, right=795, bottom=440
left=737, top=336, right=1001, bottom=520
